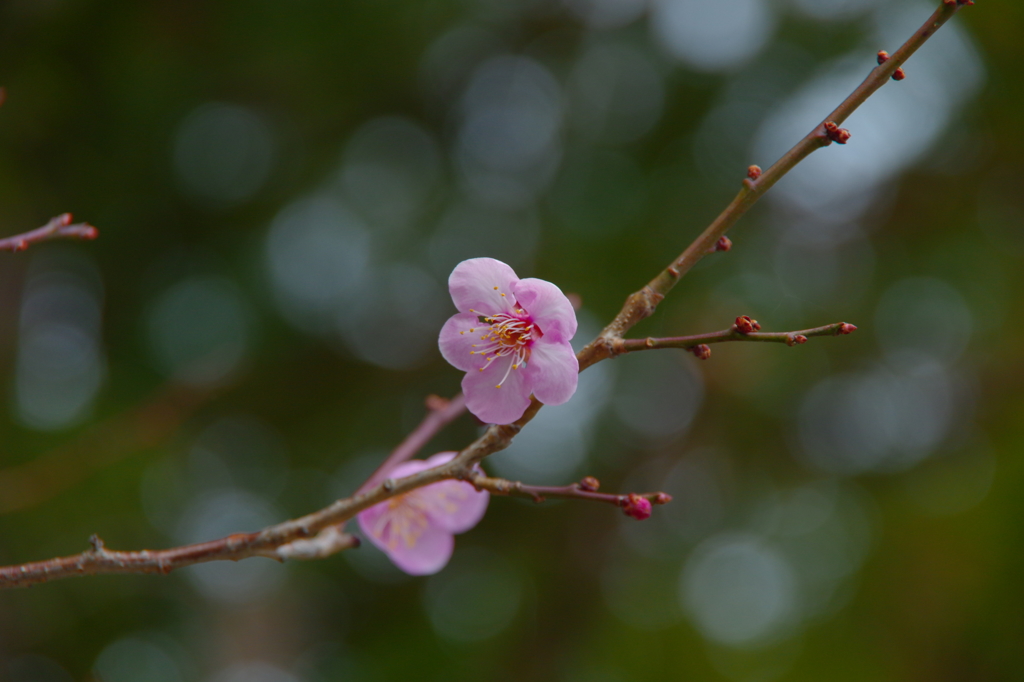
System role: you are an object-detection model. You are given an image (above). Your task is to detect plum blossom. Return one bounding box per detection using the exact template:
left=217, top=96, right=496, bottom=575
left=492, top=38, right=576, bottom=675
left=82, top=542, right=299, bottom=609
left=439, top=258, right=579, bottom=424
left=357, top=452, right=489, bottom=575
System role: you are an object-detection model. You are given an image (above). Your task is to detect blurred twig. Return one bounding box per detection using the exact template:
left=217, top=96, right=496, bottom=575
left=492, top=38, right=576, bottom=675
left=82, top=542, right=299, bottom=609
left=0, top=386, right=213, bottom=514
left=0, top=214, right=98, bottom=253
left=356, top=393, right=467, bottom=495
left=0, top=0, right=970, bottom=589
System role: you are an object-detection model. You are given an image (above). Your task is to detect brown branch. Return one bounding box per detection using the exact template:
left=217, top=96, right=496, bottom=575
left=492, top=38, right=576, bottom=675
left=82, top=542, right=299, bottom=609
left=271, top=393, right=468, bottom=560
left=575, top=0, right=969, bottom=373
left=613, top=320, right=857, bottom=357
left=470, top=474, right=671, bottom=511
left=357, top=393, right=467, bottom=494
left=0, top=1, right=969, bottom=589
left=0, top=214, right=98, bottom=253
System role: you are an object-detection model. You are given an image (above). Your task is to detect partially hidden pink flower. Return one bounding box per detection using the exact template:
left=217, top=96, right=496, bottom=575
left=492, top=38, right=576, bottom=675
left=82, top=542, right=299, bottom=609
left=357, top=452, right=489, bottom=575
left=438, top=258, right=579, bottom=424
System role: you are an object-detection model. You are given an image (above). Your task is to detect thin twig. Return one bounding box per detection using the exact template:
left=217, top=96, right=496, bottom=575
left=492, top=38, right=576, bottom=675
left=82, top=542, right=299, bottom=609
left=0, top=386, right=215, bottom=514
left=271, top=393, right=468, bottom=560
left=470, top=474, right=671, bottom=509
left=613, top=321, right=857, bottom=356
left=0, top=214, right=98, bottom=253
left=0, top=0, right=969, bottom=589
left=357, top=394, right=467, bottom=494
left=575, top=0, right=967, bottom=373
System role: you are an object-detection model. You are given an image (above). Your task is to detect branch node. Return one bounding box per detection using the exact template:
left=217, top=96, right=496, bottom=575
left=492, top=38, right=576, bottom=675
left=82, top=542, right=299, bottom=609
left=824, top=121, right=852, bottom=145
left=88, top=534, right=105, bottom=553
left=707, top=236, right=733, bottom=254
left=734, top=316, right=761, bottom=334
left=424, top=394, right=449, bottom=411
left=382, top=478, right=395, bottom=492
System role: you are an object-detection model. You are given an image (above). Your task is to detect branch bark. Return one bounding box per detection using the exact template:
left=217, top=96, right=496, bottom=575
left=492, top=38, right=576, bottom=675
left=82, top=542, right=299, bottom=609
left=0, top=214, right=98, bottom=253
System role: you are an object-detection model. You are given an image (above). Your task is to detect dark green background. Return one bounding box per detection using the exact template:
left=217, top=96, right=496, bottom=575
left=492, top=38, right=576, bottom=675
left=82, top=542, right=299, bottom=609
left=0, top=0, right=1021, bottom=680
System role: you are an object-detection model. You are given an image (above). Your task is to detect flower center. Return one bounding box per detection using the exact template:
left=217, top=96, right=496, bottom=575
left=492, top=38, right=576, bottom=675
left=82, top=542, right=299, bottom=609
left=462, top=301, right=542, bottom=388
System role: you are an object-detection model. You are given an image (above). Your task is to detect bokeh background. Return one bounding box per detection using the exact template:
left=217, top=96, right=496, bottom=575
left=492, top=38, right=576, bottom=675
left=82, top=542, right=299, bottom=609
left=0, top=0, right=1020, bottom=679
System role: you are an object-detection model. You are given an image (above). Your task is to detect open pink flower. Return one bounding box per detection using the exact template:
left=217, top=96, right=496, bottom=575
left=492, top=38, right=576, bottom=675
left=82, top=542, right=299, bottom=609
left=357, top=452, right=489, bottom=575
left=438, top=258, right=579, bottom=424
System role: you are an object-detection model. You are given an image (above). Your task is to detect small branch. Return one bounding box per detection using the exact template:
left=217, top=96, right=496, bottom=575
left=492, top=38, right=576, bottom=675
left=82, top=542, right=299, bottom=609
left=0, top=214, right=98, bottom=253
left=0, top=385, right=215, bottom=514
left=273, top=393, right=467, bottom=559
left=273, top=527, right=361, bottom=561
left=471, top=473, right=671, bottom=516
left=575, top=0, right=968, bottom=372
left=613, top=320, right=857, bottom=357
left=357, top=394, right=467, bottom=494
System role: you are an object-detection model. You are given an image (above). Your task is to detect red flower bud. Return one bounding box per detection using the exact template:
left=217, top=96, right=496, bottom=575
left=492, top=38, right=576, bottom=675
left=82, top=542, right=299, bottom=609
left=747, top=165, right=762, bottom=181
left=689, top=344, right=712, bottom=360
left=622, top=494, right=652, bottom=521
left=892, top=67, right=906, bottom=81
left=653, top=493, right=673, bottom=506
left=734, top=316, right=756, bottom=334
left=877, top=50, right=890, bottom=65
left=823, top=121, right=852, bottom=144
left=579, top=476, right=600, bottom=492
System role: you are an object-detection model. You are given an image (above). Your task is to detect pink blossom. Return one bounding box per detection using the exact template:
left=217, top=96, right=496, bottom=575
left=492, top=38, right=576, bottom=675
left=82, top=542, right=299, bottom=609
left=438, top=258, right=579, bottom=424
left=357, top=452, right=489, bottom=575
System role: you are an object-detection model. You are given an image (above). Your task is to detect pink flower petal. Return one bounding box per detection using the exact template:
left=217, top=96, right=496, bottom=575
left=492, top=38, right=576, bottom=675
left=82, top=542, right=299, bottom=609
left=356, top=453, right=482, bottom=576
left=511, top=277, right=577, bottom=341
left=461, top=355, right=533, bottom=424
left=439, top=313, right=491, bottom=372
left=382, top=521, right=455, bottom=576
left=523, top=338, right=579, bottom=406
left=448, top=258, right=518, bottom=315
left=414, top=478, right=489, bottom=534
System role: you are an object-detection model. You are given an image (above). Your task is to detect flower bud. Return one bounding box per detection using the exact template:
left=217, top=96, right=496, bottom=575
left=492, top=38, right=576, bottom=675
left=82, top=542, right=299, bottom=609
left=838, top=323, right=857, bottom=335
left=747, top=165, right=762, bottom=181
left=579, top=476, right=600, bottom=492
left=622, top=494, right=652, bottom=521
left=734, top=316, right=760, bottom=334
left=689, top=344, right=712, bottom=360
